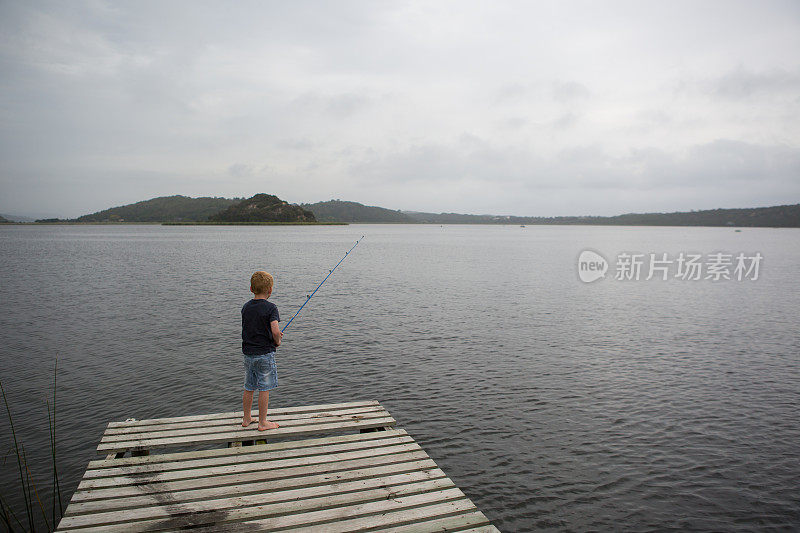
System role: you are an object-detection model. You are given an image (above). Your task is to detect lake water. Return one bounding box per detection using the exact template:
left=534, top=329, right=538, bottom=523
left=0, top=224, right=798, bottom=531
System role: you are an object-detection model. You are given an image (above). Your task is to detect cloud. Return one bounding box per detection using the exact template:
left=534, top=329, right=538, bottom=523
left=276, top=138, right=315, bottom=151
left=714, top=66, right=800, bottom=99
left=494, top=83, right=534, bottom=103
left=227, top=163, right=252, bottom=178
left=496, top=117, right=528, bottom=130
left=0, top=1, right=799, bottom=217
left=346, top=136, right=800, bottom=214
left=552, top=81, right=591, bottom=102
left=551, top=112, right=580, bottom=129
left=290, top=93, right=372, bottom=119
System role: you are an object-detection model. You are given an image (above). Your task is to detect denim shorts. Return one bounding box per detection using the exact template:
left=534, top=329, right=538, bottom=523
left=243, top=352, right=278, bottom=391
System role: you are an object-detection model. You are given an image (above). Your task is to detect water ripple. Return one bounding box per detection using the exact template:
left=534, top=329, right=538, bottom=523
left=0, top=224, right=799, bottom=531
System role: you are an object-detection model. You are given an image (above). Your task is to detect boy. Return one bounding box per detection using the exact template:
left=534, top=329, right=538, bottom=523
left=241, top=271, right=283, bottom=431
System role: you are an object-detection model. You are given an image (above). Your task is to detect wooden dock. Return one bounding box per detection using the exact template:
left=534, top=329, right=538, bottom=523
left=57, top=400, right=499, bottom=532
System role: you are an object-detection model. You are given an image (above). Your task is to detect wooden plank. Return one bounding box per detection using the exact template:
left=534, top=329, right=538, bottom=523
left=70, top=451, right=434, bottom=502
left=87, top=429, right=408, bottom=470
left=99, top=410, right=392, bottom=443
left=58, top=473, right=454, bottom=530
left=158, top=489, right=471, bottom=533
left=103, top=405, right=388, bottom=436
left=376, top=512, right=494, bottom=532
left=458, top=526, right=502, bottom=532
left=282, top=508, right=491, bottom=533
left=79, top=442, right=425, bottom=490
left=85, top=434, right=415, bottom=479
left=61, top=483, right=464, bottom=532
left=98, top=411, right=392, bottom=444
left=96, top=416, right=396, bottom=454
left=105, top=401, right=379, bottom=428
left=66, top=462, right=444, bottom=515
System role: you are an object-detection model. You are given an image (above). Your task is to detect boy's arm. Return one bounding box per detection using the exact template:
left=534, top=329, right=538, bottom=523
left=270, top=320, right=283, bottom=347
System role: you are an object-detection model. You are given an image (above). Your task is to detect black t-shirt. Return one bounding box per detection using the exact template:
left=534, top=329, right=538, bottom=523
left=241, top=299, right=280, bottom=355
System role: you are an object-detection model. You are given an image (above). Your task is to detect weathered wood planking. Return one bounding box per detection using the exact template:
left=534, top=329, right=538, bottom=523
left=102, top=405, right=387, bottom=436
left=85, top=430, right=415, bottom=478
left=104, top=400, right=380, bottom=428
left=85, top=429, right=411, bottom=471
left=97, top=402, right=396, bottom=454
left=99, top=410, right=390, bottom=443
left=57, top=401, right=499, bottom=532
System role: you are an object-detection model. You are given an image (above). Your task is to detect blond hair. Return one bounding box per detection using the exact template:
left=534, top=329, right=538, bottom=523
left=250, top=271, right=274, bottom=294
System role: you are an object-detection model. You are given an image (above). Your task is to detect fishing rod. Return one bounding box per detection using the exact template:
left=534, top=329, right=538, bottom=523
left=281, top=235, right=365, bottom=333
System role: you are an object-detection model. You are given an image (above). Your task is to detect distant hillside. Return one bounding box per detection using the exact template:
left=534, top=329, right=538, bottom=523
left=77, top=195, right=239, bottom=222
left=553, top=204, right=800, bottom=227
left=302, top=200, right=414, bottom=223
left=31, top=194, right=800, bottom=227
left=0, top=214, right=9, bottom=223
left=1, top=213, right=37, bottom=222
left=404, top=211, right=498, bottom=224
left=210, top=193, right=316, bottom=223
left=405, top=204, right=800, bottom=227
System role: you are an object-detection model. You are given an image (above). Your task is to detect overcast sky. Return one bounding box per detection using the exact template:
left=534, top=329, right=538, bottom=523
left=1, top=1, right=799, bottom=218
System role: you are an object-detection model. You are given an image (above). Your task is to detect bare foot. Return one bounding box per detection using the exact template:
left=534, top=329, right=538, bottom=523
left=258, top=420, right=280, bottom=431
left=241, top=418, right=255, bottom=427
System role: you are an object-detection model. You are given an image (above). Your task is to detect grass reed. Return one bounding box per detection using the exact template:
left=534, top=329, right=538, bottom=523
left=1, top=358, right=63, bottom=532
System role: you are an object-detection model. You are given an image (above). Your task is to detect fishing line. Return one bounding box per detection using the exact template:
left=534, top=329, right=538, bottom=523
left=281, top=235, right=365, bottom=333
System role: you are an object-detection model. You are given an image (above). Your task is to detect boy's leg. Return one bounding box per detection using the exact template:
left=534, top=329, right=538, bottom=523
left=242, top=390, right=255, bottom=427
left=257, top=390, right=280, bottom=431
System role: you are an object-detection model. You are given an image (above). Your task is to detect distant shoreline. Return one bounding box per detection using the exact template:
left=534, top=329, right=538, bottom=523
left=3, top=221, right=799, bottom=228
left=162, top=221, right=348, bottom=226
left=0, top=221, right=348, bottom=226
left=12, top=195, right=797, bottom=227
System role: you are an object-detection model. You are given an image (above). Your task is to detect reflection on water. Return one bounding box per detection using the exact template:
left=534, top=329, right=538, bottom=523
left=0, top=224, right=798, bottom=531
